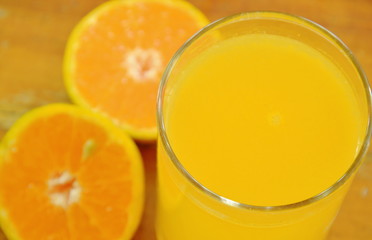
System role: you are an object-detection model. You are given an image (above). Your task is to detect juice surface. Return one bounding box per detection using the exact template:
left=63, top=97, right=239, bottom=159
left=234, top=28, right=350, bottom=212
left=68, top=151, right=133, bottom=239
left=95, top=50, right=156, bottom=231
left=165, top=34, right=364, bottom=206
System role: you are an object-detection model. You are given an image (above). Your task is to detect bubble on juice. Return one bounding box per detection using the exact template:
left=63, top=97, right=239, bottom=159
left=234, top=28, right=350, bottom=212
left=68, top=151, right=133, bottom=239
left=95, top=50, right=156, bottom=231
left=268, top=112, right=282, bottom=126
left=360, top=187, right=369, bottom=198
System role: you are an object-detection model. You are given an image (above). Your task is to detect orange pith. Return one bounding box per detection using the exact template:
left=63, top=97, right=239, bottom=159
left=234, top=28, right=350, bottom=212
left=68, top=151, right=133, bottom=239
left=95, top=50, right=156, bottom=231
left=0, top=104, right=144, bottom=240
left=64, top=0, right=209, bottom=140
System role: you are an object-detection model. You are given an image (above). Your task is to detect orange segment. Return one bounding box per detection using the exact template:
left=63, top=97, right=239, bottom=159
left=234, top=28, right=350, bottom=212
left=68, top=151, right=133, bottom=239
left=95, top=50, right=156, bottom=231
left=64, top=0, right=209, bottom=141
left=0, top=162, right=70, bottom=239
left=68, top=204, right=104, bottom=240
left=0, top=104, right=144, bottom=240
left=78, top=143, right=132, bottom=239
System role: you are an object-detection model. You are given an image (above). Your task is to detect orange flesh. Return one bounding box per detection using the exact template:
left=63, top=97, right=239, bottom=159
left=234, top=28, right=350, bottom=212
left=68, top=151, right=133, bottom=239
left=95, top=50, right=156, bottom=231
left=0, top=113, right=134, bottom=239
left=74, top=1, right=205, bottom=130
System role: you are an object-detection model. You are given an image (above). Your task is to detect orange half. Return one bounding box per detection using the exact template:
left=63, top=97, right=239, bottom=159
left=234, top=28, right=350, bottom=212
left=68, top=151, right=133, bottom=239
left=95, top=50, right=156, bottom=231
left=64, top=0, right=209, bottom=141
left=0, top=104, right=144, bottom=240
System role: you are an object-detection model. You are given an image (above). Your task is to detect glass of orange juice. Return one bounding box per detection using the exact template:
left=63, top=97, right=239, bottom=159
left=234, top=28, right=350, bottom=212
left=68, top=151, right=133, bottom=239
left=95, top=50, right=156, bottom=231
left=156, top=12, right=371, bottom=240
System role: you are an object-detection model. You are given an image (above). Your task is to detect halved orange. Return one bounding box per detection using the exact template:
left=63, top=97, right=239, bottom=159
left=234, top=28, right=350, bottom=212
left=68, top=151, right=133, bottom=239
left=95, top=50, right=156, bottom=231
left=0, top=104, right=144, bottom=240
left=63, top=0, right=209, bottom=141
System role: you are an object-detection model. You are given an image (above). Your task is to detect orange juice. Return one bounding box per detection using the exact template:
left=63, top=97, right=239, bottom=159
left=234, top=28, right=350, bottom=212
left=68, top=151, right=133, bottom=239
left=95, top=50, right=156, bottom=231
left=156, top=13, right=370, bottom=240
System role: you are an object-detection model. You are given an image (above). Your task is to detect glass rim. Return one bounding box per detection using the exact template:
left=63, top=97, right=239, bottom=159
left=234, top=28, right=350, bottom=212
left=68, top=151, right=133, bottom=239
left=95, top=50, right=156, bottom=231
left=156, top=11, right=372, bottom=211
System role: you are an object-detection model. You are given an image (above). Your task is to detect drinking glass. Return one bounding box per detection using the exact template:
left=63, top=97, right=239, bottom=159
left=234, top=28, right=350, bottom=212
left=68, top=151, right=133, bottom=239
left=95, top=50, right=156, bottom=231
left=156, top=12, right=371, bottom=240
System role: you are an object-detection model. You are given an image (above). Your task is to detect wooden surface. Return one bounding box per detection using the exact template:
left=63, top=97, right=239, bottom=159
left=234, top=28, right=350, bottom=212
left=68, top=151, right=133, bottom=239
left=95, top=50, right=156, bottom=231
left=0, top=0, right=372, bottom=239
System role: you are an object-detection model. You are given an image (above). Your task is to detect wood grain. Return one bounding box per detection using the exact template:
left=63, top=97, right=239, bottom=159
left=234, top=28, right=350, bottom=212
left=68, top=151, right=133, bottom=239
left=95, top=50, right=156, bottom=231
left=0, top=0, right=371, bottom=239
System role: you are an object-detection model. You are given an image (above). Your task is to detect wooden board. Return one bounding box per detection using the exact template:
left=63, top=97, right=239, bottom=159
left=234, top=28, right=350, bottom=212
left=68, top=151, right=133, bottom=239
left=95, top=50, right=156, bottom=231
left=0, top=0, right=371, bottom=239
